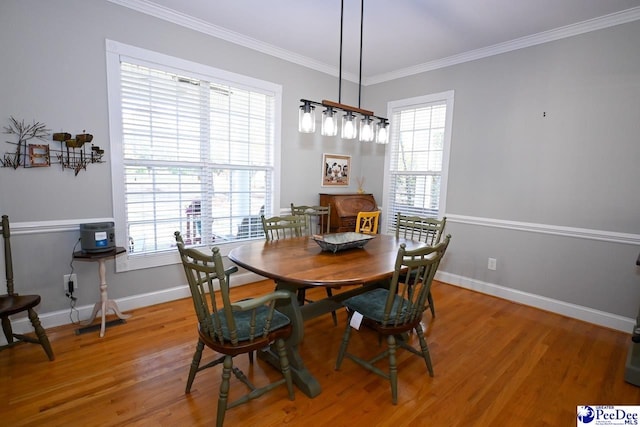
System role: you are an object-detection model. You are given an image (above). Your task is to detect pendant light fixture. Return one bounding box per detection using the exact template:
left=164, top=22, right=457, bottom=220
left=321, top=106, right=338, bottom=136
left=298, top=0, right=388, bottom=144
left=298, top=100, right=316, bottom=133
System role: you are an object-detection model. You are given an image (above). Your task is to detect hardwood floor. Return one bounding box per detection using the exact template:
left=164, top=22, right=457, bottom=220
left=1, top=280, right=638, bottom=426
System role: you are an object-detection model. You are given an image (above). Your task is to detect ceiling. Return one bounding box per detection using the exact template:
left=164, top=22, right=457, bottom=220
left=113, top=0, right=640, bottom=84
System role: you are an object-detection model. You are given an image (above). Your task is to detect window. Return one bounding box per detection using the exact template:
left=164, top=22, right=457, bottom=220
left=106, top=41, right=281, bottom=271
left=382, top=91, right=454, bottom=233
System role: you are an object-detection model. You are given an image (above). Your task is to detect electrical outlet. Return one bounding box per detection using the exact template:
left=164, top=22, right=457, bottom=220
left=63, top=274, right=78, bottom=291
left=488, top=258, right=497, bottom=271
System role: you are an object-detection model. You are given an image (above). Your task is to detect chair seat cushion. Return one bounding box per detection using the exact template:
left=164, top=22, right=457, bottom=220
left=0, top=294, right=41, bottom=316
left=214, top=306, right=290, bottom=342
left=343, top=288, right=408, bottom=323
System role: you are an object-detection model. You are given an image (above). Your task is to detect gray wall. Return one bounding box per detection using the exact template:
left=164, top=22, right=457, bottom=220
left=0, top=0, right=363, bottom=314
left=368, top=20, right=640, bottom=323
left=1, top=1, right=639, bottom=331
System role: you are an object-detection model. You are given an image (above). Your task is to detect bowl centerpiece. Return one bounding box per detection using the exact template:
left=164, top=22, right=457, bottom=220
left=311, top=232, right=375, bottom=253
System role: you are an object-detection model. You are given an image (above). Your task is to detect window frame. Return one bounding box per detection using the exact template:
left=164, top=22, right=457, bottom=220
left=105, top=40, right=282, bottom=272
left=381, top=90, right=454, bottom=233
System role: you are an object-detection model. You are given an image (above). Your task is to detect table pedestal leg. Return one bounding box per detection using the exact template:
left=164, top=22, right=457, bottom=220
left=257, top=284, right=322, bottom=398
left=82, top=258, right=131, bottom=337
left=255, top=281, right=387, bottom=397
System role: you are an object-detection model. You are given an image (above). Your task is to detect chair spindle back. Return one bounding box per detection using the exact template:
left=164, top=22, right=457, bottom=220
left=395, top=213, right=447, bottom=246
left=290, top=204, right=331, bottom=235
left=2, top=215, right=15, bottom=295
left=175, top=233, right=231, bottom=343
left=261, top=214, right=306, bottom=241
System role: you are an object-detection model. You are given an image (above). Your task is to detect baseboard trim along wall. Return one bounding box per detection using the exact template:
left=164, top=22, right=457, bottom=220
left=437, top=271, right=634, bottom=333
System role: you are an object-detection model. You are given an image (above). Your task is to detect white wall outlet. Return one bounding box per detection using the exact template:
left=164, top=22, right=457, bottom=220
left=488, top=258, right=497, bottom=271
left=63, top=274, right=78, bottom=291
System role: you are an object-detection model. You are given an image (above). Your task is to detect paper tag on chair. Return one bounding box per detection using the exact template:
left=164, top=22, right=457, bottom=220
left=350, top=311, right=363, bottom=330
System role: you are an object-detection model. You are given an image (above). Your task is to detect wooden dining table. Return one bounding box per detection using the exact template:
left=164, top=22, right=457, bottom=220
left=228, top=233, right=428, bottom=398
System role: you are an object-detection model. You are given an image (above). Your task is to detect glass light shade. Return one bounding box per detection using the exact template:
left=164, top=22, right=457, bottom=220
left=298, top=103, right=316, bottom=133
left=359, top=116, right=375, bottom=142
left=321, top=108, right=338, bottom=136
left=341, top=112, right=358, bottom=140
left=375, top=119, right=389, bottom=144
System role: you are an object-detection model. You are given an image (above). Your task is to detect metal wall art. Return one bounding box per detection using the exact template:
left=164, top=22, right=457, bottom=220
left=1, top=116, right=105, bottom=175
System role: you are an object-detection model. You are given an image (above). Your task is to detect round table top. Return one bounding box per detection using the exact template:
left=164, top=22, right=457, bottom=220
left=228, top=234, right=427, bottom=287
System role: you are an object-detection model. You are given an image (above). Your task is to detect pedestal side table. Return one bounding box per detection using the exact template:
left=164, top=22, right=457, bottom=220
left=73, top=246, right=130, bottom=337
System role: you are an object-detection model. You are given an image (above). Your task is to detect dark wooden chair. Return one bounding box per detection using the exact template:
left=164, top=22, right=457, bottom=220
left=395, top=213, right=447, bottom=317
left=174, top=232, right=295, bottom=427
left=335, top=235, right=451, bottom=404
left=1, top=215, right=54, bottom=361
left=290, top=204, right=337, bottom=325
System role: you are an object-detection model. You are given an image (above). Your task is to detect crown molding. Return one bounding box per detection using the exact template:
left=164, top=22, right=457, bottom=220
left=366, top=6, right=640, bottom=85
left=106, top=0, right=360, bottom=82
left=108, top=1, right=640, bottom=86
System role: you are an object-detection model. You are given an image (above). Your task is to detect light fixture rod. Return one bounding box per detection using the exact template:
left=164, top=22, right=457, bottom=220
left=339, top=0, right=344, bottom=104
left=358, top=0, right=364, bottom=108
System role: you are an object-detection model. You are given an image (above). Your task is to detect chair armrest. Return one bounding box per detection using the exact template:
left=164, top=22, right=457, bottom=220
left=224, top=265, right=239, bottom=278
left=231, top=290, right=292, bottom=311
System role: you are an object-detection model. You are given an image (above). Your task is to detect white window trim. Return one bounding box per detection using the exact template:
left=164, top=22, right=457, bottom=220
left=381, top=90, right=454, bottom=233
left=105, top=40, right=282, bottom=272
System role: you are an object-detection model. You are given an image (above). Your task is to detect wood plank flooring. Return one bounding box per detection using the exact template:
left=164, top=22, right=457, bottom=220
left=1, top=280, right=638, bottom=426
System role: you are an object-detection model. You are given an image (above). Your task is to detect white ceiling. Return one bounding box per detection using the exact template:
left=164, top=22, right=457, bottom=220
left=112, top=0, right=640, bottom=84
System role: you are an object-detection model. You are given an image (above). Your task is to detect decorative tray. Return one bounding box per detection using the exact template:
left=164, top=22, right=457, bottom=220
left=311, top=232, right=376, bottom=253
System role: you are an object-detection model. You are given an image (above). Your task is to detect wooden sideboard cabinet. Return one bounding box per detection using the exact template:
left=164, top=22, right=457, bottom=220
left=319, top=193, right=377, bottom=233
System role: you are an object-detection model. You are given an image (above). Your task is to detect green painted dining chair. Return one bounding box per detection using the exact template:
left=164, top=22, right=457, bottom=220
left=335, top=235, right=451, bottom=404
left=174, top=232, right=295, bottom=427
left=260, top=214, right=306, bottom=241
left=290, top=204, right=331, bottom=235
left=395, top=213, right=447, bottom=317
left=289, top=204, right=337, bottom=325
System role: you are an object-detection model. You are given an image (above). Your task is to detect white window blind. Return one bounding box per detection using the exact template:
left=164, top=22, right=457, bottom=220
left=383, top=91, right=453, bottom=233
left=106, top=41, right=279, bottom=270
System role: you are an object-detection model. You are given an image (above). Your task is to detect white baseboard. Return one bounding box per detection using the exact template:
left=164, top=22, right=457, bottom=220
left=3, top=270, right=632, bottom=347
left=0, top=270, right=265, bottom=345
left=436, top=271, right=635, bottom=333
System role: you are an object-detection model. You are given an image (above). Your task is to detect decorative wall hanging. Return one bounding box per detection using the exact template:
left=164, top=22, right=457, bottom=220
left=53, top=131, right=104, bottom=175
left=1, top=117, right=50, bottom=169
left=322, top=153, right=351, bottom=187
left=1, top=116, right=105, bottom=175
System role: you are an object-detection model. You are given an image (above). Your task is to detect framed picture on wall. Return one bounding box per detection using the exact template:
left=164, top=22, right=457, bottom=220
left=322, top=153, right=350, bottom=187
